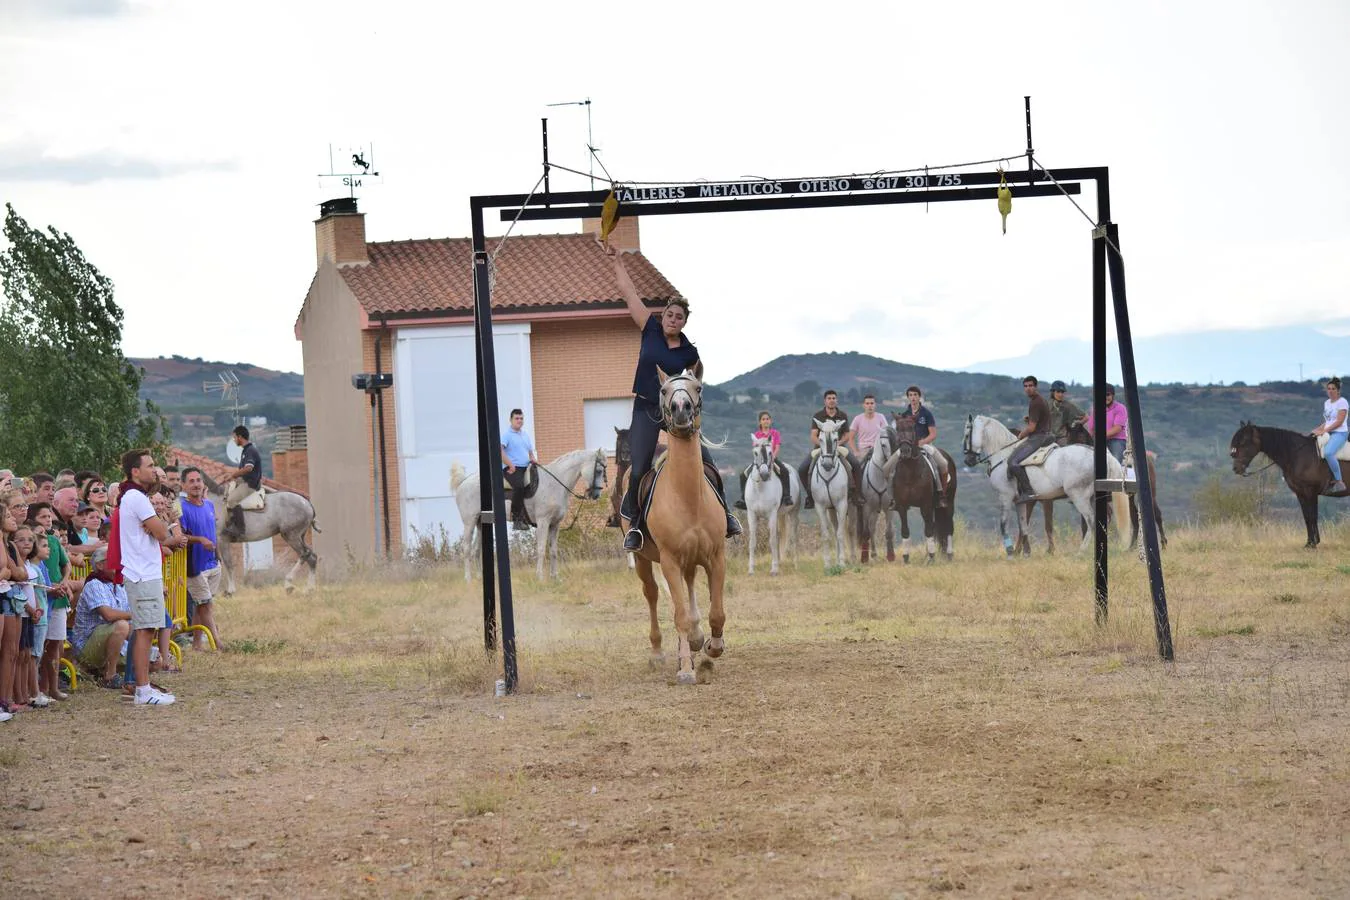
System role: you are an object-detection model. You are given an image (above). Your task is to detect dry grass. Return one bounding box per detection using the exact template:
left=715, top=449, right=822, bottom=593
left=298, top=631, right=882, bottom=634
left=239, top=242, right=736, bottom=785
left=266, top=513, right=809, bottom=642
left=1, top=521, right=1347, bottom=898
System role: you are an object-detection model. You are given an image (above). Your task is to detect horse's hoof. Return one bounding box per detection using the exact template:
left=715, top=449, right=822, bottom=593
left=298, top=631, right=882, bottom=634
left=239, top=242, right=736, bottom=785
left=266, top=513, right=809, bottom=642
left=886, top=552, right=896, bottom=562
left=901, top=554, right=910, bottom=565
left=704, top=637, right=725, bottom=659
left=648, top=653, right=665, bottom=671
left=284, top=583, right=295, bottom=594
left=689, top=633, right=705, bottom=653
left=925, top=554, right=934, bottom=565
left=676, top=670, right=697, bottom=686
left=770, top=568, right=779, bottom=577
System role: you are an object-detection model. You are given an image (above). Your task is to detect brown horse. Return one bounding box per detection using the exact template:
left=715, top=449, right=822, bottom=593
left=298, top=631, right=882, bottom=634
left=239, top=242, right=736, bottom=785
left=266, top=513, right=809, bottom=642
left=886, top=417, right=956, bottom=563
left=624, top=364, right=728, bottom=685
left=1230, top=421, right=1349, bottom=548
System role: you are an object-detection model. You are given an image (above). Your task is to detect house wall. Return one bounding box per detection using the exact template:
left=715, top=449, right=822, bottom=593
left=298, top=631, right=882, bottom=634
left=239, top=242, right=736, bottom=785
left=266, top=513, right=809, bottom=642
left=529, top=316, right=640, bottom=464
left=297, top=264, right=373, bottom=571
left=361, top=329, right=402, bottom=558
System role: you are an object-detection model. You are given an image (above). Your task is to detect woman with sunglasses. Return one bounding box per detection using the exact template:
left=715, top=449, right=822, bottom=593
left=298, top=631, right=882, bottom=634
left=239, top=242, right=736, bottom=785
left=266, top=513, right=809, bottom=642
left=81, top=478, right=111, bottom=524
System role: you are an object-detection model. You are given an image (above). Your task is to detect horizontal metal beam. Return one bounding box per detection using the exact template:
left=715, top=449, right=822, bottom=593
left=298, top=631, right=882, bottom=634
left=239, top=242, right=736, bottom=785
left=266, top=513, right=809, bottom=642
left=474, top=166, right=1105, bottom=213
left=498, top=182, right=1079, bottom=222
left=1095, top=479, right=1139, bottom=495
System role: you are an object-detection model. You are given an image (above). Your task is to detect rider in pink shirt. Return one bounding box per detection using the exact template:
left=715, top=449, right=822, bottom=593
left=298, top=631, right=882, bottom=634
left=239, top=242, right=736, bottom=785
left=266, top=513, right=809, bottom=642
left=737, top=411, right=792, bottom=508
left=1082, top=384, right=1129, bottom=463
left=850, top=394, right=887, bottom=456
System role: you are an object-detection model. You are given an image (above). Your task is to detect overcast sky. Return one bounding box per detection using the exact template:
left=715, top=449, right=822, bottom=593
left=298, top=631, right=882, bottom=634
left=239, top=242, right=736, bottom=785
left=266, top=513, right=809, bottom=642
left=1, top=0, right=1346, bottom=385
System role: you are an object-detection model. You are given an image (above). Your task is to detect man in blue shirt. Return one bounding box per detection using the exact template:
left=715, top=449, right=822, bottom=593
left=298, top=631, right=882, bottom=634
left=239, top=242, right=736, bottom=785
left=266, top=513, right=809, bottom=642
left=500, top=408, right=540, bottom=531
left=896, top=385, right=950, bottom=508
left=178, top=467, right=222, bottom=650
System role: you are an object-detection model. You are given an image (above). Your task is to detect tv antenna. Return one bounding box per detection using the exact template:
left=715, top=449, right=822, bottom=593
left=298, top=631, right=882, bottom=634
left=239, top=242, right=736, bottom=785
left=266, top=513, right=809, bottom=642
left=203, top=370, right=248, bottom=426
left=318, top=143, right=383, bottom=198
left=546, top=98, right=597, bottom=189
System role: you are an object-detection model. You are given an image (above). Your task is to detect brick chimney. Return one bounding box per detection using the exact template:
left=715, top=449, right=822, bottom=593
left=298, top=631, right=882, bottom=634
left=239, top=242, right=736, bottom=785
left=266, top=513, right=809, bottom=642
left=314, top=197, right=368, bottom=267
left=581, top=213, right=640, bottom=251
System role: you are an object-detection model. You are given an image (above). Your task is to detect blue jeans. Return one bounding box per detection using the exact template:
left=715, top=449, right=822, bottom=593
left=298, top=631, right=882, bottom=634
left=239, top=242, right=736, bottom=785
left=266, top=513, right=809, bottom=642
left=1324, top=431, right=1347, bottom=481
left=1106, top=438, right=1127, bottom=464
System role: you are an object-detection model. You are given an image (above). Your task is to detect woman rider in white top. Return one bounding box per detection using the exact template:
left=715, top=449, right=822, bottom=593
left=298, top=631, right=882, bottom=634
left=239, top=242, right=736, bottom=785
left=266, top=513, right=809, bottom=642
left=1311, top=376, right=1348, bottom=495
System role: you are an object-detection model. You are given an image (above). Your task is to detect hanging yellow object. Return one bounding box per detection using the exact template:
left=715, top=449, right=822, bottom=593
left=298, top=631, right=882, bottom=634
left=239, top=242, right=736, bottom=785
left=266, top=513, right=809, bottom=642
left=996, top=169, right=1012, bottom=235
left=600, top=188, right=622, bottom=243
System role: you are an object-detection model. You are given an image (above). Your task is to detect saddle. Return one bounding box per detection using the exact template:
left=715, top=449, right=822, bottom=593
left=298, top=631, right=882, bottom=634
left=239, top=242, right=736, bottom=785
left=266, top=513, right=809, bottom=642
left=1021, top=444, right=1057, bottom=468
left=635, top=457, right=723, bottom=551
left=238, top=488, right=267, bottom=512
left=501, top=463, right=540, bottom=499
left=1315, top=433, right=1350, bottom=462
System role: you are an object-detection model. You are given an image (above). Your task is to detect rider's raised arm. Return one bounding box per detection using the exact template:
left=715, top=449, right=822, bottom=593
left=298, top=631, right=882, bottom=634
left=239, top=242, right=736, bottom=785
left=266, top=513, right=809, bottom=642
left=608, top=246, right=650, bottom=329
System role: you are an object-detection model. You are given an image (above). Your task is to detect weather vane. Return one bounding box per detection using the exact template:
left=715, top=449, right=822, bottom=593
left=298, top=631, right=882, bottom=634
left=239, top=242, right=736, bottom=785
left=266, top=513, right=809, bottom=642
left=318, top=143, right=383, bottom=197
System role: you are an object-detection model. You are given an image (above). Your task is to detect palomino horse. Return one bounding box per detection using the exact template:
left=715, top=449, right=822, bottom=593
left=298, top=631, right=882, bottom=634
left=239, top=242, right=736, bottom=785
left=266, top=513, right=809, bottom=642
left=963, top=414, right=1129, bottom=555
left=857, top=426, right=897, bottom=563
left=1230, top=421, right=1350, bottom=548
left=625, top=363, right=728, bottom=685
left=453, top=447, right=608, bottom=581
left=808, top=418, right=854, bottom=569
left=206, top=479, right=320, bottom=595
left=743, top=434, right=803, bottom=576
left=886, top=417, right=956, bottom=563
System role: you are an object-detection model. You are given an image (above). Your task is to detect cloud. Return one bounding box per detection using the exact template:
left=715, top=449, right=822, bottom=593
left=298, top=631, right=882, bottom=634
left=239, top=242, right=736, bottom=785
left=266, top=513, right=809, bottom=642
left=0, top=148, right=235, bottom=184
left=0, top=0, right=132, bottom=20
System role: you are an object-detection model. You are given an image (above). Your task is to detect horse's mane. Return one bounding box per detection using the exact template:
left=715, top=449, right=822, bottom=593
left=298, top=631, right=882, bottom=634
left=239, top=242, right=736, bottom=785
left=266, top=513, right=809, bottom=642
left=546, top=447, right=599, bottom=470
left=976, top=415, right=1016, bottom=446
left=1254, top=424, right=1315, bottom=461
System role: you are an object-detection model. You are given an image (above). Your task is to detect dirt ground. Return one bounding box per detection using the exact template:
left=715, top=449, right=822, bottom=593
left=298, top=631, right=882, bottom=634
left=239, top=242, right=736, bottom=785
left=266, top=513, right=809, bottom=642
left=1, top=522, right=1347, bottom=898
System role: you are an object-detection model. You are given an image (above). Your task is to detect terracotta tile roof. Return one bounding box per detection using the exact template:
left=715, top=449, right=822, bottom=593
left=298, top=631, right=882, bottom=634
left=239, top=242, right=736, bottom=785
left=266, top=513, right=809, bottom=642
left=164, top=445, right=297, bottom=495
left=336, top=233, right=682, bottom=316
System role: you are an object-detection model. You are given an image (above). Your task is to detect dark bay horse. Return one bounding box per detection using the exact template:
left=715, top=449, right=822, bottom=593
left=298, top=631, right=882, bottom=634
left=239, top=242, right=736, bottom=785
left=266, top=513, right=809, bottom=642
left=1230, top=421, right=1350, bottom=548
left=887, top=417, right=956, bottom=563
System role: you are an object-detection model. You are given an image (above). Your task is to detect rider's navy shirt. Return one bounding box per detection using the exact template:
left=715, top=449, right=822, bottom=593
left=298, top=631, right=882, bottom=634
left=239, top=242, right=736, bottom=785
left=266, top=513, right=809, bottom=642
left=632, top=314, right=698, bottom=405
left=239, top=442, right=264, bottom=489
left=898, top=404, right=936, bottom=440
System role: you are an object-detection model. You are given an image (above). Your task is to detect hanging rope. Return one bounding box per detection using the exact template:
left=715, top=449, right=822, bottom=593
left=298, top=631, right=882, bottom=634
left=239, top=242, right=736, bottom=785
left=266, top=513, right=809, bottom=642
left=1029, top=156, right=1125, bottom=261
left=486, top=170, right=547, bottom=293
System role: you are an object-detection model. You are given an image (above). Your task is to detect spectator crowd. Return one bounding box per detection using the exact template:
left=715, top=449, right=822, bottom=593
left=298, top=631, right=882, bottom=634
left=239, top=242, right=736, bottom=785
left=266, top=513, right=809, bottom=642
left=0, top=448, right=225, bottom=721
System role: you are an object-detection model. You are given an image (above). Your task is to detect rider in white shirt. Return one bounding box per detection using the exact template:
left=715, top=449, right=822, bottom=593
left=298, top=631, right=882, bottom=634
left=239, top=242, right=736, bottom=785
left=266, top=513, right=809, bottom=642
left=1311, top=376, right=1348, bottom=495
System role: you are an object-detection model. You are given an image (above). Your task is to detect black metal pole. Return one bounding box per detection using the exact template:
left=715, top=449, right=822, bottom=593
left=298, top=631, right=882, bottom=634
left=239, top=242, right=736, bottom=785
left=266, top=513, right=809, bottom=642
left=541, top=118, right=550, bottom=201
left=374, top=322, right=391, bottom=560
left=470, top=206, right=498, bottom=654
left=1105, top=223, right=1174, bottom=661
left=470, top=201, right=519, bottom=692
left=1092, top=176, right=1110, bottom=624
left=1024, top=96, right=1034, bottom=183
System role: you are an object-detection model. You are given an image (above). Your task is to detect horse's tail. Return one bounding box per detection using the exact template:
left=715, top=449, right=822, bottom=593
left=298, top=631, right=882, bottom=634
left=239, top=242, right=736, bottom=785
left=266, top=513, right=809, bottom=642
left=1106, top=456, right=1130, bottom=541
left=700, top=432, right=728, bottom=450
left=450, top=461, right=467, bottom=491
left=305, top=495, right=322, bottom=533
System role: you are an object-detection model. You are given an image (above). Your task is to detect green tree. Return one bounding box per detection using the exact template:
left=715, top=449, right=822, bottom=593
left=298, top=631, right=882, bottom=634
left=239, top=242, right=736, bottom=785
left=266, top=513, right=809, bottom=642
left=0, top=204, right=167, bottom=473
left=793, top=379, right=821, bottom=403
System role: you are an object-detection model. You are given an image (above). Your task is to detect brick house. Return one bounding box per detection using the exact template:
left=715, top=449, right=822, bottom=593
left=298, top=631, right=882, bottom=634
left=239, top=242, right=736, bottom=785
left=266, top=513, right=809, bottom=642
left=294, top=198, right=683, bottom=567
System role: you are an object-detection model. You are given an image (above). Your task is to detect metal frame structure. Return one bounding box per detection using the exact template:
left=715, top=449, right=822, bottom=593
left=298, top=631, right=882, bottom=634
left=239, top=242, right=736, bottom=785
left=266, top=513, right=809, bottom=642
left=469, top=124, right=1173, bottom=693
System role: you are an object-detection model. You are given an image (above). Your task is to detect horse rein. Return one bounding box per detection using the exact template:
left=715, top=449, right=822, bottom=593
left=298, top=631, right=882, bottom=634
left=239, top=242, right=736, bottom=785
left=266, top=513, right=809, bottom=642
left=537, top=457, right=607, bottom=501
left=660, top=373, right=702, bottom=436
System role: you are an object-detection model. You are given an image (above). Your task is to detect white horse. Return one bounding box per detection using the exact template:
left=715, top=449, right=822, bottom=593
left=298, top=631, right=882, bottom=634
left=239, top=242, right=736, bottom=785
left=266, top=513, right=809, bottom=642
left=963, top=414, right=1129, bottom=555
left=453, top=447, right=608, bottom=581
left=857, top=426, right=897, bottom=563
left=808, top=418, right=854, bottom=568
left=743, top=435, right=803, bottom=576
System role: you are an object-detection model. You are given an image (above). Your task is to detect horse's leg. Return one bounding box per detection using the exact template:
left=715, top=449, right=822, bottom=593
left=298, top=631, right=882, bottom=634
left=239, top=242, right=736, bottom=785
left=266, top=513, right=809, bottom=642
left=1155, top=502, right=1168, bottom=549
left=835, top=502, right=849, bottom=567
left=817, top=497, right=833, bottom=567
left=767, top=501, right=780, bottom=576
left=1043, top=500, right=1055, bottom=556
left=219, top=539, right=237, bottom=595
left=922, top=503, right=937, bottom=563
left=1297, top=491, right=1320, bottom=549
left=1128, top=495, right=1141, bottom=551
left=664, top=561, right=696, bottom=685
left=550, top=517, right=562, bottom=579
left=899, top=506, right=911, bottom=565
left=1017, top=502, right=1033, bottom=557
left=685, top=566, right=704, bottom=653
left=746, top=498, right=758, bottom=575
left=884, top=505, right=896, bottom=562
left=278, top=528, right=315, bottom=592
left=635, top=556, right=663, bottom=668
left=704, top=551, right=727, bottom=659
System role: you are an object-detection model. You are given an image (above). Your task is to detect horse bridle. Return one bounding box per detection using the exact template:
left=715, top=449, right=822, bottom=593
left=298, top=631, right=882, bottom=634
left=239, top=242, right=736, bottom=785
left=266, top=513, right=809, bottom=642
left=750, top=441, right=774, bottom=481
left=862, top=429, right=893, bottom=497
left=964, top=415, right=1021, bottom=471
left=1230, top=427, right=1278, bottom=478
left=660, top=372, right=702, bottom=438
left=538, top=453, right=608, bottom=501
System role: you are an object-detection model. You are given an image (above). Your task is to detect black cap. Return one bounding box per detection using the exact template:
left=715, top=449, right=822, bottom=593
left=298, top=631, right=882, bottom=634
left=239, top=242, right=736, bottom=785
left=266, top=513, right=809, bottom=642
left=1103, top=383, right=1116, bottom=395
left=1050, top=380, right=1067, bottom=392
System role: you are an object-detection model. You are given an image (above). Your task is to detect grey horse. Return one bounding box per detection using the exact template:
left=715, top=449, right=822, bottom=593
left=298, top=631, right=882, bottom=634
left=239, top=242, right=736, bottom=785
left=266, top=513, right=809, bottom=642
left=202, top=476, right=320, bottom=594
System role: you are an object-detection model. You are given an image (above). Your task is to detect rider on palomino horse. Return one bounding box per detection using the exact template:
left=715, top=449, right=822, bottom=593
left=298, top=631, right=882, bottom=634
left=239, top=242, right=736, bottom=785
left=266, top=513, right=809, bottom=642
left=895, top=385, right=949, bottom=508
left=609, top=245, right=741, bottom=553
left=216, top=425, right=263, bottom=540
left=798, top=389, right=861, bottom=510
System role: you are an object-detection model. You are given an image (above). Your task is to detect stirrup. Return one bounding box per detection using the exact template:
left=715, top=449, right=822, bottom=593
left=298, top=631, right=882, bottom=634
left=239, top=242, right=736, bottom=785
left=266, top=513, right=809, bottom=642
left=622, top=528, right=644, bottom=552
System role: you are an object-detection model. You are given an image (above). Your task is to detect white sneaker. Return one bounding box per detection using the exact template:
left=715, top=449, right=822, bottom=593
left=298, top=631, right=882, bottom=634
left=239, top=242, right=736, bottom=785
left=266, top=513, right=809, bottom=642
left=31, top=693, right=51, bottom=708
left=0, top=709, right=11, bottom=722
left=133, top=687, right=176, bottom=706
